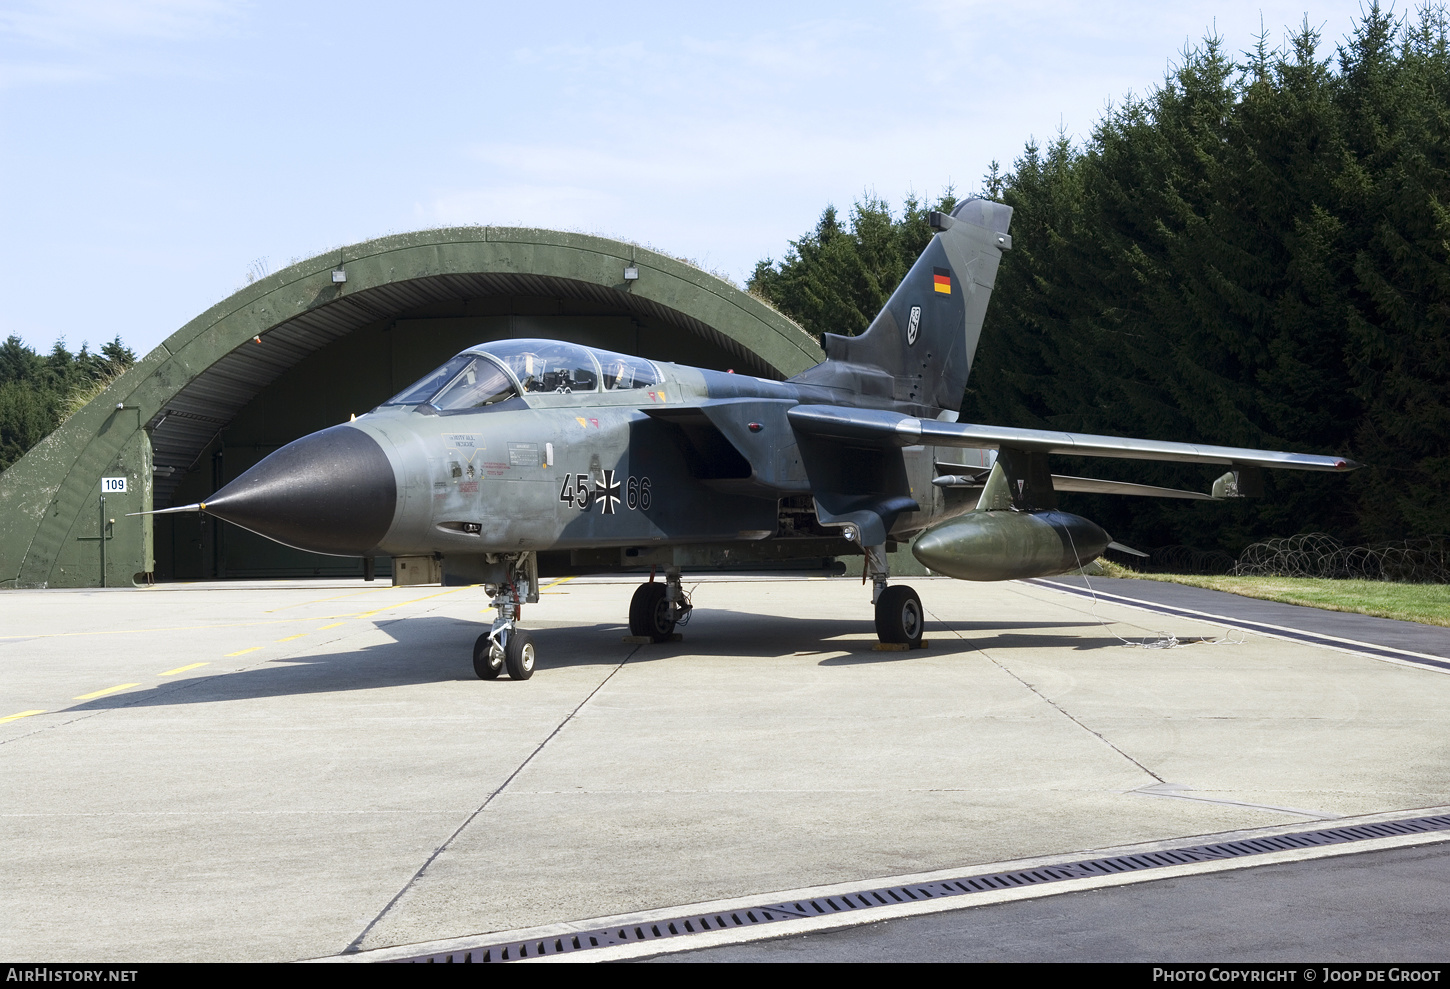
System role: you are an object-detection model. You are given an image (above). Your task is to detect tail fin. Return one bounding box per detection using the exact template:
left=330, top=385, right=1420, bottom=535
left=795, top=197, right=1013, bottom=416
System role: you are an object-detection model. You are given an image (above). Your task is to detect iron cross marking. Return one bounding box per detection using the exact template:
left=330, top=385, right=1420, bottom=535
left=595, top=469, right=621, bottom=514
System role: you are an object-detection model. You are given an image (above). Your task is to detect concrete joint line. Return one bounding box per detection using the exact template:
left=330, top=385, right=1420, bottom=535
left=927, top=603, right=1164, bottom=784
left=1129, top=782, right=1344, bottom=820
left=341, top=648, right=639, bottom=954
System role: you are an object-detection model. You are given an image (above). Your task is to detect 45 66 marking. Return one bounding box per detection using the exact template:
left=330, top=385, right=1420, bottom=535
left=558, top=470, right=652, bottom=515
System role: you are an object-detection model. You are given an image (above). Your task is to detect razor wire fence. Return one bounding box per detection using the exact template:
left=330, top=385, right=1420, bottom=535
left=1135, top=544, right=1238, bottom=576
left=1233, top=533, right=1450, bottom=582
left=1107, top=533, right=1450, bottom=582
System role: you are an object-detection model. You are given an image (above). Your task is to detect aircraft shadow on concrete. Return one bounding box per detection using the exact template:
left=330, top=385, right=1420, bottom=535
left=633, top=610, right=1109, bottom=661
left=948, top=630, right=1130, bottom=652
left=64, top=616, right=629, bottom=710
left=629, top=608, right=955, bottom=659
left=65, top=614, right=1116, bottom=711
left=815, top=628, right=1121, bottom=664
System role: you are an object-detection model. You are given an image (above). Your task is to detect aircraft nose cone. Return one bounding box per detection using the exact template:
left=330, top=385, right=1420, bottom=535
left=202, top=424, right=397, bottom=556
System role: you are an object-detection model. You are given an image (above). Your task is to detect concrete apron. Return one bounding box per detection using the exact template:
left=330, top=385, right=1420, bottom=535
left=1, top=574, right=1446, bottom=961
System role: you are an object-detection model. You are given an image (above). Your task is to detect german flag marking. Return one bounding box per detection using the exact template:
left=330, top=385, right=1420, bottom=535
left=933, top=267, right=951, bottom=294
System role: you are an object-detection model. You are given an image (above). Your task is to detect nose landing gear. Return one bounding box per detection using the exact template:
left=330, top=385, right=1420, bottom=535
left=475, top=552, right=540, bottom=680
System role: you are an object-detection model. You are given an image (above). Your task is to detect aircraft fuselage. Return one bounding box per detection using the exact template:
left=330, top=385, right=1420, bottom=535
left=346, top=360, right=988, bottom=562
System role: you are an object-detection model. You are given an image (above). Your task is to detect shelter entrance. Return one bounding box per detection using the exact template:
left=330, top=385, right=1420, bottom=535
left=157, top=303, right=758, bottom=581
left=0, top=227, right=822, bottom=589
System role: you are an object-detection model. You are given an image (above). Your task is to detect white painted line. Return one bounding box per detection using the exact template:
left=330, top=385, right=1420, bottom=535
left=532, top=831, right=1450, bottom=964
left=1030, top=579, right=1450, bottom=674
left=329, top=804, right=1450, bottom=964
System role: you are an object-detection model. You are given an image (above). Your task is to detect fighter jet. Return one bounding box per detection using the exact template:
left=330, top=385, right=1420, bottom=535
left=146, top=199, right=1358, bottom=680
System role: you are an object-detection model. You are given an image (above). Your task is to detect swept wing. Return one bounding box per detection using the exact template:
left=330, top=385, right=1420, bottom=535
left=787, top=405, right=1359, bottom=472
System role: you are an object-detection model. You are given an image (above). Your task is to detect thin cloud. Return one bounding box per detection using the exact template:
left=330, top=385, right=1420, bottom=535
left=0, top=0, right=241, bottom=48
left=0, top=0, right=245, bottom=88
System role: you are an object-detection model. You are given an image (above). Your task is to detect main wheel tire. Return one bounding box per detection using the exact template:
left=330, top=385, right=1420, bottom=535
left=505, top=629, right=536, bottom=680
left=629, top=582, right=675, bottom=643
left=473, top=632, right=504, bottom=680
left=875, top=585, right=925, bottom=648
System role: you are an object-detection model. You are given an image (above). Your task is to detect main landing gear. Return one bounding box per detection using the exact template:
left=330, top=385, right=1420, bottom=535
left=628, top=568, right=693, bottom=642
left=474, top=553, right=540, bottom=680
left=867, top=544, right=924, bottom=648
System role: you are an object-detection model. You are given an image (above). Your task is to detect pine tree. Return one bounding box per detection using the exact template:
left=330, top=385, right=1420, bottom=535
left=749, top=191, right=960, bottom=341
left=0, top=333, right=138, bottom=473
left=1343, top=4, right=1450, bottom=539
left=752, top=6, right=1450, bottom=558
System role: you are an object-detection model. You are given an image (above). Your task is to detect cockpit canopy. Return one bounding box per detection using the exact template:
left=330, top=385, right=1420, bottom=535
left=381, top=339, right=664, bottom=412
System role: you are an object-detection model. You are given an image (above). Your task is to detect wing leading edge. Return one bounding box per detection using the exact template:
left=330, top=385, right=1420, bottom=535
left=787, top=405, right=1360, bottom=473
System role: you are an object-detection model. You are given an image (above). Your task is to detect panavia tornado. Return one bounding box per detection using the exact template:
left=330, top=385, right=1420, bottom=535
left=146, top=199, right=1358, bottom=680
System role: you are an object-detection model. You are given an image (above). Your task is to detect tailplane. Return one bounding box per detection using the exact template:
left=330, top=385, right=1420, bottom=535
left=791, top=197, right=1012, bottom=416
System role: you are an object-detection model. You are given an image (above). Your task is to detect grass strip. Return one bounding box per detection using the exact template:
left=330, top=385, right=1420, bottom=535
left=1096, top=561, right=1450, bottom=628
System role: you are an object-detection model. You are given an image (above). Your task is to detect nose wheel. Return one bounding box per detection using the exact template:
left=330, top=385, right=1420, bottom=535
left=475, top=553, right=540, bottom=680
left=505, top=629, right=535, bottom=680
left=473, top=626, right=536, bottom=681
left=473, top=633, right=504, bottom=680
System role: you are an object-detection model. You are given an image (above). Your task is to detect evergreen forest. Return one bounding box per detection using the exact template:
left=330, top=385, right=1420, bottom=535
left=750, top=5, right=1450, bottom=557
left=0, top=336, right=136, bottom=473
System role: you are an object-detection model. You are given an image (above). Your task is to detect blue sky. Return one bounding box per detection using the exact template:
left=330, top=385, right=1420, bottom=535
left=0, top=0, right=1374, bottom=358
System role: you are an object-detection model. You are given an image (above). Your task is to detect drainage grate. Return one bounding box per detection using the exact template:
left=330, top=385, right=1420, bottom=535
left=390, top=813, right=1450, bottom=962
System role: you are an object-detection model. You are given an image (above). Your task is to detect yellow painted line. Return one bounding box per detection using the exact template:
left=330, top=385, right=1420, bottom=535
left=353, top=585, right=472, bottom=618
left=542, top=575, right=578, bottom=593
left=264, top=585, right=391, bottom=612
left=74, top=683, right=141, bottom=700
left=0, top=710, right=46, bottom=723
left=0, top=614, right=386, bottom=640
left=277, top=633, right=308, bottom=642
left=226, top=647, right=261, bottom=657
left=159, top=662, right=208, bottom=676
left=317, top=622, right=345, bottom=630
left=0, top=587, right=479, bottom=641
left=479, top=576, right=577, bottom=611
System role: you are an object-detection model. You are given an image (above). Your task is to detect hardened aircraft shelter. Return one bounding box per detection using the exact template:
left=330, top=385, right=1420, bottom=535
left=0, top=228, right=822, bottom=588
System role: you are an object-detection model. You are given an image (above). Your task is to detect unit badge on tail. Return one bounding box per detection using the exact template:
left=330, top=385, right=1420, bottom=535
left=906, top=306, right=921, bottom=345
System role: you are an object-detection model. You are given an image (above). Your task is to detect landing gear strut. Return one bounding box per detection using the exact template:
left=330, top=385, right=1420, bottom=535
left=867, top=544, right=924, bottom=648
left=474, top=552, right=540, bottom=680
left=629, top=567, right=692, bottom=642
